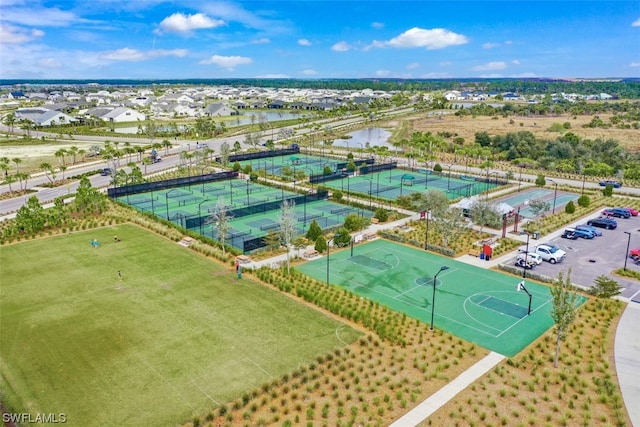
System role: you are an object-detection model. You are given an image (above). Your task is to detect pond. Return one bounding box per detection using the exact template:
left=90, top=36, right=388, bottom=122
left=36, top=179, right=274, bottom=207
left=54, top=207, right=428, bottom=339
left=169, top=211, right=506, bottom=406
left=332, top=127, right=393, bottom=149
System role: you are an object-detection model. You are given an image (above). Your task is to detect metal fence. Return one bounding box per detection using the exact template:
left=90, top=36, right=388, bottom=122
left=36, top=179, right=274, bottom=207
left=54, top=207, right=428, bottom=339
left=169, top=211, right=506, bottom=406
left=107, top=171, right=238, bottom=198
left=215, top=146, right=300, bottom=163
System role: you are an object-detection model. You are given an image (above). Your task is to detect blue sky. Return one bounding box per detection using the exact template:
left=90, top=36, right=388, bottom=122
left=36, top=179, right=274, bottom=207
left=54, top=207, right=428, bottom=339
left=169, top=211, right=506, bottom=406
left=0, top=0, right=639, bottom=80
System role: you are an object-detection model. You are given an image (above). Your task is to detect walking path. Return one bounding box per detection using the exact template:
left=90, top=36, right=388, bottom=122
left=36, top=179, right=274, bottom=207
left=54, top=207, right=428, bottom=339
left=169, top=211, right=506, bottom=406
left=615, top=301, right=640, bottom=427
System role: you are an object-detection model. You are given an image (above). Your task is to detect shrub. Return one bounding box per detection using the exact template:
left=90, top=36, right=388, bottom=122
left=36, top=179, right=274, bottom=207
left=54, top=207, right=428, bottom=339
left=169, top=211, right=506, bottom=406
left=577, top=194, right=591, bottom=207
left=315, top=236, right=327, bottom=253
left=602, top=185, right=613, bottom=197
left=374, top=208, right=389, bottom=222
left=565, top=201, right=576, bottom=214
left=333, top=190, right=343, bottom=201
left=306, top=220, right=323, bottom=242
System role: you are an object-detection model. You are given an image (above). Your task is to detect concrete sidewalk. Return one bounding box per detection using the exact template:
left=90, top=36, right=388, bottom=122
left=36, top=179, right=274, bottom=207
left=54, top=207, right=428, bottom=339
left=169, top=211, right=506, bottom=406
left=615, top=301, right=640, bottom=427
left=389, top=352, right=505, bottom=427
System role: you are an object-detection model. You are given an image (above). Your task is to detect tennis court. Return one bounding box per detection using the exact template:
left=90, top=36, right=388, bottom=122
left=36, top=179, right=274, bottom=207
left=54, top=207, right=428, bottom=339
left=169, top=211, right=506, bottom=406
left=496, top=188, right=580, bottom=219
left=117, top=179, right=372, bottom=252
left=323, top=170, right=496, bottom=201
left=296, top=239, right=585, bottom=356
left=237, top=154, right=340, bottom=178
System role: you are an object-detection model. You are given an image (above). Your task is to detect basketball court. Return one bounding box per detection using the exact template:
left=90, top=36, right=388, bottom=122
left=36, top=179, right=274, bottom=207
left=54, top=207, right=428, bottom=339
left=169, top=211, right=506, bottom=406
left=296, top=239, right=586, bottom=357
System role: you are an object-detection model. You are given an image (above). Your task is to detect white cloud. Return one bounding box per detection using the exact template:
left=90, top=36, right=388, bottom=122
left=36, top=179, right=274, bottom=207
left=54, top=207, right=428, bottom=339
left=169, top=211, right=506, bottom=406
left=251, top=38, right=270, bottom=44
left=0, top=24, right=44, bottom=44
left=201, top=1, right=285, bottom=32
left=199, top=54, right=252, bottom=70
left=375, top=69, right=391, bottom=77
left=379, top=27, right=469, bottom=50
left=439, top=61, right=452, bottom=66
left=504, top=40, right=513, bottom=45
left=372, top=22, right=384, bottom=29
left=421, top=72, right=450, bottom=78
left=1, top=6, right=79, bottom=27
left=632, top=18, right=640, bottom=27
left=301, top=69, right=317, bottom=75
left=483, top=42, right=499, bottom=49
left=472, top=61, right=507, bottom=71
left=37, top=58, right=61, bottom=68
left=512, top=59, right=520, bottom=65
left=406, top=62, right=420, bottom=70
left=102, top=48, right=188, bottom=62
left=331, top=41, right=351, bottom=52
left=631, top=62, right=640, bottom=68
left=298, top=38, right=311, bottom=46
left=156, top=12, right=224, bottom=34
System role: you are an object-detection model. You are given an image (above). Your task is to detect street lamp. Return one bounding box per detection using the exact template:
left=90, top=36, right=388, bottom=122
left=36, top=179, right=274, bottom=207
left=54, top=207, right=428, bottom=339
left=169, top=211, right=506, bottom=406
left=521, top=232, right=530, bottom=279
left=444, top=164, right=453, bottom=191
left=423, top=210, right=431, bottom=251
left=198, top=199, right=211, bottom=235
left=624, top=231, right=631, bottom=271
left=363, top=177, right=373, bottom=209
left=548, top=178, right=558, bottom=214
left=430, top=266, right=450, bottom=331
left=304, top=167, right=314, bottom=190
left=326, top=236, right=337, bottom=285
left=165, top=188, right=180, bottom=220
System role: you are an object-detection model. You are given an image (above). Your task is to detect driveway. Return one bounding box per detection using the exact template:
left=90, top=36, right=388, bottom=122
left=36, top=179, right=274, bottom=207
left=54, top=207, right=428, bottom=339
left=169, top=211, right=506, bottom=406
left=505, top=210, right=640, bottom=300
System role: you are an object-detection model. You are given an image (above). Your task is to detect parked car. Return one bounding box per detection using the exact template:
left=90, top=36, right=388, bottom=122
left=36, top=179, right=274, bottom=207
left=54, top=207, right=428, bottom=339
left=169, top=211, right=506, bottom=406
left=530, top=244, right=566, bottom=264
left=564, top=227, right=595, bottom=239
left=602, top=208, right=631, bottom=218
left=587, top=217, right=618, bottom=229
left=575, top=224, right=603, bottom=237
left=629, top=248, right=640, bottom=261
left=561, top=229, right=578, bottom=239
left=100, top=168, right=112, bottom=176
left=599, top=180, right=622, bottom=188
left=624, top=207, right=639, bottom=216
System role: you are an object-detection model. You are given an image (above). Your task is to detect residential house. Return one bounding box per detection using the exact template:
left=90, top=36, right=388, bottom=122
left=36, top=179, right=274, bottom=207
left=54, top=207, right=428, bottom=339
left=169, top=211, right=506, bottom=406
left=102, top=107, right=146, bottom=123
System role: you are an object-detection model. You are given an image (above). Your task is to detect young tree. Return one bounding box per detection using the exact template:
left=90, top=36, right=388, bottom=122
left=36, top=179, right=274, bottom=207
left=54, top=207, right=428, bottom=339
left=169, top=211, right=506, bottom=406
left=343, top=212, right=368, bottom=232
left=416, top=189, right=449, bottom=218
left=550, top=269, right=580, bottom=368
left=210, top=197, right=233, bottom=256
left=468, top=199, right=501, bottom=234
left=219, top=142, right=231, bottom=166
left=529, top=198, right=551, bottom=217
left=564, top=200, right=576, bottom=214
left=535, top=173, right=546, bottom=187
left=16, top=196, right=47, bottom=234
left=314, top=235, right=327, bottom=253
left=589, top=275, right=622, bottom=309
left=602, top=184, right=614, bottom=197
left=278, top=200, right=298, bottom=275
left=264, top=230, right=281, bottom=253
left=306, top=219, right=323, bottom=242
left=333, top=227, right=352, bottom=247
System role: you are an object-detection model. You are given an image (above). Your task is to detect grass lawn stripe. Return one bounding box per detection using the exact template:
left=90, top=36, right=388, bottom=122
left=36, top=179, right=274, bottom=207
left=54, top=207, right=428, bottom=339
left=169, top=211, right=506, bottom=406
left=0, top=225, right=361, bottom=426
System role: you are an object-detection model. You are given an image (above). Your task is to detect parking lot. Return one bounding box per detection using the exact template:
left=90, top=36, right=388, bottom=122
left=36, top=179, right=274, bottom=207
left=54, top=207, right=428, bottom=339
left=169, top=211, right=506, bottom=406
left=505, top=209, right=640, bottom=300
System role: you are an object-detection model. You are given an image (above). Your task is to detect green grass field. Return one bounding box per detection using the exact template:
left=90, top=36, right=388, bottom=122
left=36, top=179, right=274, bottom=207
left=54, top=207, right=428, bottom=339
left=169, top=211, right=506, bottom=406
left=0, top=225, right=361, bottom=426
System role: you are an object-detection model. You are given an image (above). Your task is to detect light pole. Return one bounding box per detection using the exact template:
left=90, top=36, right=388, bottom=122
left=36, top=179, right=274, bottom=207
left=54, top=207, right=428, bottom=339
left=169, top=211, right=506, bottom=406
left=165, top=188, right=180, bottom=220
left=548, top=178, right=558, bottom=214
left=444, top=164, right=453, bottom=191
left=326, top=236, right=338, bottom=285
left=430, top=266, right=450, bottom=331
left=198, top=199, right=211, bottom=235
left=305, top=167, right=314, bottom=190
left=423, top=210, right=431, bottom=251
left=624, top=231, right=631, bottom=271
left=364, top=177, right=373, bottom=209
left=521, top=232, right=530, bottom=279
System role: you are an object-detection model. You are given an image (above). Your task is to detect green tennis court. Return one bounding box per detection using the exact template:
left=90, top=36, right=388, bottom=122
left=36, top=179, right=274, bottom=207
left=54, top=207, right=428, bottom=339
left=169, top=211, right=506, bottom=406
left=296, top=239, right=586, bottom=357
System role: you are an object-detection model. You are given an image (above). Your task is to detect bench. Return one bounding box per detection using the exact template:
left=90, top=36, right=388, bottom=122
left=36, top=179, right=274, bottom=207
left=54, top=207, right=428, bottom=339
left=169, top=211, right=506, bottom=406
left=370, top=218, right=379, bottom=224
left=236, top=255, right=251, bottom=264
left=303, top=250, right=319, bottom=259
left=468, top=248, right=482, bottom=257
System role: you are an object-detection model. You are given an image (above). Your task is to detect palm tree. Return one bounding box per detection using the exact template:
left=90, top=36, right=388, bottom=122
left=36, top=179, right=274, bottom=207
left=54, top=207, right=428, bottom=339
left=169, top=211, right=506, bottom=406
left=15, top=172, right=29, bottom=191
left=4, top=174, right=16, bottom=196
left=3, top=112, right=16, bottom=133
left=162, top=139, right=171, bottom=156
left=60, top=165, right=67, bottom=181
left=54, top=148, right=67, bottom=166
left=40, top=162, right=54, bottom=183
left=67, top=146, right=79, bottom=164
left=12, top=157, right=22, bottom=174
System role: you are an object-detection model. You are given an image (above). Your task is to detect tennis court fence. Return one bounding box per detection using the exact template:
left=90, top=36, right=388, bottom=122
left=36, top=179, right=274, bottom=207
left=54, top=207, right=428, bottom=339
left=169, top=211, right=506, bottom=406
left=107, top=171, right=238, bottom=198
left=215, top=146, right=299, bottom=163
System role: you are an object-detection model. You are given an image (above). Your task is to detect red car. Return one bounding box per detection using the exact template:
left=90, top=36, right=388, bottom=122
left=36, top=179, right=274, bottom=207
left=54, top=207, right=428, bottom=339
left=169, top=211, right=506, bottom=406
left=625, top=207, right=639, bottom=216
left=630, top=248, right=640, bottom=261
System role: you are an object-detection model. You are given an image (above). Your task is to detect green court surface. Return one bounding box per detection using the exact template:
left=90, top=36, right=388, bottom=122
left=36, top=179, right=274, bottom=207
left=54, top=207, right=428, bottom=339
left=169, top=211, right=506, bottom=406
left=237, top=154, right=340, bottom=177
left=296, top=239, right=586, bottom=357
left=117, top=179, right=372, bottom=251
left=323, top=170, right=496, bottom=201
